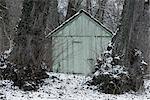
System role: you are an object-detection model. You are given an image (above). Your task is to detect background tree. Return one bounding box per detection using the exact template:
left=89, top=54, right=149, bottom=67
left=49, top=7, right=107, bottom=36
left=66, top=0, right=84, bottom=20
left=91, top=0, right=149, bottom=94
left=0, top=0, right=10, bottom=53
left=44, top=0, right=59, bottom=71
left=0, top=0, right=23, bottom=53
left=102, top=0, right=124, bottom=32
left=66, top=0, right=77, bottom=20
left=112, top=0, right=150, bottom=91
left=95, top=0, right=108, bottom=23
left=9, top=0, right=51, bottom=90
left=86, top=0, right=92, bottom=14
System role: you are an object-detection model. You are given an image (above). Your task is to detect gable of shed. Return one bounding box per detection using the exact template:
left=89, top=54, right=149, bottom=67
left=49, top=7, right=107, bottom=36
left=47, top=10, right=113, bottom=38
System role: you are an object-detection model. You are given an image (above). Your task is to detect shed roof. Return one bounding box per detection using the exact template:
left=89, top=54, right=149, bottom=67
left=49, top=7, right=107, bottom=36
left=46, top=9, right=113, bottom=38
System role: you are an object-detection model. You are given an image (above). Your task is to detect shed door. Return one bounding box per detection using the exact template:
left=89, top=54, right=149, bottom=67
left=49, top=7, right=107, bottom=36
left=72, top=38, right=84, bottom=74
left=72, top=37, right=94, bottom=75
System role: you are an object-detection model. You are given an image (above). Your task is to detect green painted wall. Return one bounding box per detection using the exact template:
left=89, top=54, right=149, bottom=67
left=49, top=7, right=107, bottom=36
left=51, top=13, right=112, bottom=75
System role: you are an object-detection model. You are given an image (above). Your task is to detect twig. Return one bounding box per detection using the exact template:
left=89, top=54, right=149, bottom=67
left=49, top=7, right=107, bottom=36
left=0, top=4, right=8, bottom=10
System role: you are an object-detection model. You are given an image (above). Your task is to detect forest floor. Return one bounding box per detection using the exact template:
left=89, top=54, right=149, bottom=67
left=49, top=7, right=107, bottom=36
left=0, top=72, right=150, bottom=100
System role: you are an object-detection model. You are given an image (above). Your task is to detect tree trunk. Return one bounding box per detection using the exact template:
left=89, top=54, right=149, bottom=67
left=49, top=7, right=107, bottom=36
left=148, top=1, right=150, bottom=73
left=45, top=0, right=59, bottom=33
left=112, top=0, right=150, bottom=91
left=9, top=0, right=50, bottom=89
left=0, top=0, right=23, bottom=53
left=44, top=0, right=59, bottom=71
left=95, top=0, right=107, bottom=22
left=86, top=0, right=92, bottom=14
left=65, top=0, right=77, bottom=20
left=0, top=0, right=10, bottom=53
left=5, top=0, right=24, bottom=48
left=66, top=0, right=83, bottom=20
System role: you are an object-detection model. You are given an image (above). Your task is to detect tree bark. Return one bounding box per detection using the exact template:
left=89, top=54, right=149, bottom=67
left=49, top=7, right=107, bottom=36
left=0, top=0, right=23, bottom=53
left=65, top=0, right=77, bottom=20
left=66, top=0, right=83, bottom=20
left=0, top=0, right=10, bottom=53
left=86, top=0, right=92, bottom=14
left=9, top=0, right=50, bottom=88
left=44, top=0, right=59, bottom=71
left=95, top=0, right=107, bottom=22
left=112, top=0, right=150, bottom=91
left=147, top=0, right=150, bottom=73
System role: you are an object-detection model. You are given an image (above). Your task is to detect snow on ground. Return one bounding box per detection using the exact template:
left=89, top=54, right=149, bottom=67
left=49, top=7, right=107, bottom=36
left=0, top=72, right=150, bottom=100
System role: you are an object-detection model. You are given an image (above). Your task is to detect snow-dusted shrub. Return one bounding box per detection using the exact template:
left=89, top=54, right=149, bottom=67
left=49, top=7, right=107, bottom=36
left=91, top=42, right=147, bottom=94
left=0, top=49, right=48, bottom=91
left=0, top=49, right=16, bottom=80
left=127, top=48, right=147, bottom=91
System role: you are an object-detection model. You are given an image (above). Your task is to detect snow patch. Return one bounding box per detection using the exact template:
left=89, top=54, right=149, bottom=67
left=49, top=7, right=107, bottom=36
left=0, top=73, right=150, bottom=100
left=141, top=60, right=148, bottom=66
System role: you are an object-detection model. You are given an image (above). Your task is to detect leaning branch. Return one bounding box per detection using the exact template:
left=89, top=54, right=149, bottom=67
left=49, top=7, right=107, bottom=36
left=0, top=4, right=8, bottom=10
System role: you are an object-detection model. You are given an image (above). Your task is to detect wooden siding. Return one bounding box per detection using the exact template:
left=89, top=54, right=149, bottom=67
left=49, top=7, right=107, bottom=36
left=51, top=12, right=112, bottom=75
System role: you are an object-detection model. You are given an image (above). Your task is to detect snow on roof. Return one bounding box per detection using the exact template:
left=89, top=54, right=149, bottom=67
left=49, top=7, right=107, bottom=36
left=46, top=9, right=113, bottom=38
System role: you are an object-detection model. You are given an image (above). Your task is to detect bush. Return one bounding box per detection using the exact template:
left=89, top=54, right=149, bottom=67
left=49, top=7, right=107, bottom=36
left=0, top=49, right=16, bottom=80
left=0, top=49, right=48, bottom=91
left=91, top=43, right=146, bottom=94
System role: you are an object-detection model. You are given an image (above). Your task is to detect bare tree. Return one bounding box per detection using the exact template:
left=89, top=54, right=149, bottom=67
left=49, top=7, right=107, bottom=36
left=65, top=0, right=77, bottom=20
left=86, top=0, right=92, bottom=14
left=0, top=0, right=10, bottom=53
left=102, top=0, right=124, bottom=32
left=5, top=0, right=23, bottom=48
left=91, top=0, right=149, bottom=94
left=112, top=0, right=150, bottom=91
left=66, top=0, right=83, bottom=20
left=0, top=0, right=23, bottom=53
left=9, top=0, right=51, bottom=90
left=44, top=0, right=59, bottom=71
left=95, top=0, right=107, bottom=22
left=45, top=0, right=59, bottom=33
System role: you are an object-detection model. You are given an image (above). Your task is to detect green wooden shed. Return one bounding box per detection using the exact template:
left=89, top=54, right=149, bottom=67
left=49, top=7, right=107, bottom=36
left=47, top=10, right=113, bottom=75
